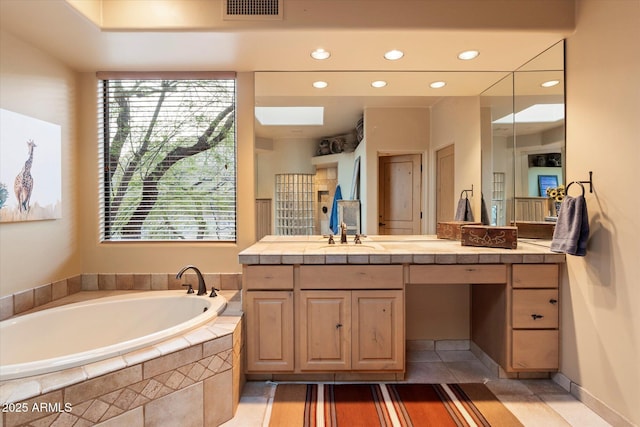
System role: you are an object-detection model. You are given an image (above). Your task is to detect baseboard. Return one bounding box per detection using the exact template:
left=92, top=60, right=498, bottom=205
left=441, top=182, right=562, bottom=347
left=552, top=373, right=634, bottom=427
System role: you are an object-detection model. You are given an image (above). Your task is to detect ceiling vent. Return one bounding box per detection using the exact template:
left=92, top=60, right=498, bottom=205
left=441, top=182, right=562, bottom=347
left=223, top=0, right=283, bottom=20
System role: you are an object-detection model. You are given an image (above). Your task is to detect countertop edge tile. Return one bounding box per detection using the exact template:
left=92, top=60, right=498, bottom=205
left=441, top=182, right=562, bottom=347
left=238, top=236, right=565, bottom=265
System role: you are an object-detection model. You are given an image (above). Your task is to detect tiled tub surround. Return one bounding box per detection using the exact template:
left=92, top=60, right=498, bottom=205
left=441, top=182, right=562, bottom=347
left=1, top=291, right=229, bottom=380
left=0, top=288, right=244, bottom=426
left=0, top=272, right=242, bottom=321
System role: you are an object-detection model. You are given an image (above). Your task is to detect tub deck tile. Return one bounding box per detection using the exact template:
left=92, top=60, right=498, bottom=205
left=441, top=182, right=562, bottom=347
left=84, top=356, right=127, bottom=380
left=0, top=378, right=41, bottom=405
left=183, top=327, right=216, bottom=346
left=155, top=337, right=191, bottom=356
left=39, top=367, right=87, bottom=394
left=123, top=347, right=163, bottom=367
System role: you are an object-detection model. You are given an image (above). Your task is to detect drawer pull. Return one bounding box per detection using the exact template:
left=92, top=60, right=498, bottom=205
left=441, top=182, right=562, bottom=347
left=531, top=314, right=544, bottom=320
left=336, top=323, right=343, bottom=329
left=549, top=299, right=558, bottom=304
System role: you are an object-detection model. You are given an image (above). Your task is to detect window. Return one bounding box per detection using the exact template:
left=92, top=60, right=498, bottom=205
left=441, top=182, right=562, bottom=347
left=98, top=73, right=236, bottom=241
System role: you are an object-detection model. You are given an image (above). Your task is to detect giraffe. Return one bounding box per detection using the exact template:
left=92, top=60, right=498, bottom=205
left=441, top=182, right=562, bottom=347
left=14, top=139, right=36, bottom=213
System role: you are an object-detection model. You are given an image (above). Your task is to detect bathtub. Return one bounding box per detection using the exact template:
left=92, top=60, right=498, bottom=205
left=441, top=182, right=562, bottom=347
left=0, top=290, right=227, bottom=381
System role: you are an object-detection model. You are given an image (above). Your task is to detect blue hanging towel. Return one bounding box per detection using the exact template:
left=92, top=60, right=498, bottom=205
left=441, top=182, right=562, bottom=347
left=329, top=185, right=343, bottom=234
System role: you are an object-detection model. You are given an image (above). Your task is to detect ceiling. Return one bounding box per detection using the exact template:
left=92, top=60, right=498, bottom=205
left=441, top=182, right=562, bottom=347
left=0, top=0, right=570, bottom=140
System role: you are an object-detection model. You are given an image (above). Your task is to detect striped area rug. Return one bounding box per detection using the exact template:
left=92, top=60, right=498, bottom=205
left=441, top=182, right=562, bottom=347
left=266, top=383, right=523, bottom=427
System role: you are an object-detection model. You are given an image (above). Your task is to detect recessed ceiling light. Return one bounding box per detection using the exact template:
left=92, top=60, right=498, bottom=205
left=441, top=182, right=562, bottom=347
left=313, top=81, right=328, bottom=89
left=371, top=80, right=387, bottom=88
left=384, top=49, right=404, bottom=61
left=430, top=81, right=446, bottom=89
left=310, top=48, right=331, bottom=60
left=541, top=80, right=560, bottom=88
left=458, top=50, right=480, bottom=60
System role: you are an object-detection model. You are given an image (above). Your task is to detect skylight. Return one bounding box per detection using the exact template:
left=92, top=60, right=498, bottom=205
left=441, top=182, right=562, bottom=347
left=255, top=107, right=324, bottom=126
left=493, top=103, right=564, bottom=124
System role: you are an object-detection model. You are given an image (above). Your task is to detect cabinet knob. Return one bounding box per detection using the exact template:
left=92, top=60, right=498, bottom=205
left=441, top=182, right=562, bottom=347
left=549, top=299, right=558, bottom=304
left=531, top=314, right=544, bottom=320
left=336, top=323, right=343, bottom=329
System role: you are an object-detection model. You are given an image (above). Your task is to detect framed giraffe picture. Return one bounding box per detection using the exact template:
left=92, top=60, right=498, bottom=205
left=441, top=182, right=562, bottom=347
left=0, top=109, right=62, bottom=222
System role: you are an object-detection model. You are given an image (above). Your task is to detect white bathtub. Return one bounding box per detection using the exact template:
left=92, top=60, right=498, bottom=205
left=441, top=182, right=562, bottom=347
left=0, top=291, right=227, bottom=381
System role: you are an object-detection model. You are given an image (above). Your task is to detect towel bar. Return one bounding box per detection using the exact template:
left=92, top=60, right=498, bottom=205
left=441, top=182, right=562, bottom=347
left=566, top=171, right=593, bottom=194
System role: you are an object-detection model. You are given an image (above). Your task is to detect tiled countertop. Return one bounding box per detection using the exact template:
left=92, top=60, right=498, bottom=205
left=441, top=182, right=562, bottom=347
left=238, top=235, right=565, bottom=265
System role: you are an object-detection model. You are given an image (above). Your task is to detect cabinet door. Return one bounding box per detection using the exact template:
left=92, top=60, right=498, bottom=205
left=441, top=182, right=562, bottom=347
left=299, top=291, right=351, bottom=371
left=352, top=290, right=404, bottom=370
left=245, top=291, right=294, bottom=372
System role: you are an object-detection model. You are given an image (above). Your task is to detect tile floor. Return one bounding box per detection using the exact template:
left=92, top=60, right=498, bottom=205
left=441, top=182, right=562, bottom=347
left=222, top=349, right=612, bottom=427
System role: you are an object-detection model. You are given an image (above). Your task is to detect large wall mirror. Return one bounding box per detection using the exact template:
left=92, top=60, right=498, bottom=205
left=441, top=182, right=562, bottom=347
left=481, top=41, right=565, bottom=226
left=254, top=41, right=564, bottom=236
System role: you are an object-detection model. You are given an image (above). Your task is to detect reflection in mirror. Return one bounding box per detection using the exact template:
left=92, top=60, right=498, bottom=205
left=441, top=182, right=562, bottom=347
left=480, top=74, right=514, bottom=226
left=255, top=71, right=507, bottom=235
left=481, top=41, right=565, bottom=226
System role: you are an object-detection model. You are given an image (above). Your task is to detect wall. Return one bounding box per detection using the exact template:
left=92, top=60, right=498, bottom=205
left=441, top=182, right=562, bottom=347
left=410, top=97, right=482, bottom=340
left=0, top=31, right=81, bottom=296
left=563, top=1, right=640, bottom=425
left=429, top=96, right=482, bottom=232
left=255, top=138, right=317, bottom=199
left=361, top=107, right=430, bottom=235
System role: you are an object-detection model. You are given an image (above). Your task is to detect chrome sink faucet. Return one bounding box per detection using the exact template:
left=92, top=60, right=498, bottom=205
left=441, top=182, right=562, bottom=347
left=176, top=265, right=217, bottom=297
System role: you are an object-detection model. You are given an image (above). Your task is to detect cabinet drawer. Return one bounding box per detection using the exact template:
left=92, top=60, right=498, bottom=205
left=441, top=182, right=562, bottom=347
left=409, top=265, right=507, bottom=284
left=512, top=264, right=558, bottom=288
left=243, top=265, right=293, bottom=290
left=512, top=330, right=558, bottom=370
left=512, top=289, right=559, bottom=328
left=299, top=265, right=403, bottom=290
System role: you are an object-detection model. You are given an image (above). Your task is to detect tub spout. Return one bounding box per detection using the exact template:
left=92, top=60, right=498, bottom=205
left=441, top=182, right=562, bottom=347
left=176, top=265, right=207, bottom=296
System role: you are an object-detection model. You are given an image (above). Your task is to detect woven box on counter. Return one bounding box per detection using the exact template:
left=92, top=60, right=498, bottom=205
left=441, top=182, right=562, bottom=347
left=436, top=221, right=482, bottom=240
left=460, top=225, right=518, bottom=249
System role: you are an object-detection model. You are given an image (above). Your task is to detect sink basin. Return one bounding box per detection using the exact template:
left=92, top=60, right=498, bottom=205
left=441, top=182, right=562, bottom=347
left=313, top=243, right=384, bottom=251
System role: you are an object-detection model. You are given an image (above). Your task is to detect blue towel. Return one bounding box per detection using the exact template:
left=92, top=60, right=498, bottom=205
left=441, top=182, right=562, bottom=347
left=329, top=185, right=343, bottom=234
left=550, top=195, right=589, bottom=256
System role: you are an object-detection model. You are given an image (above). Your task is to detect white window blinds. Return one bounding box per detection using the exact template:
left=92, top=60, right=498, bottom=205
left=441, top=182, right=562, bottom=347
left=98, top=75, right=236, bottom=241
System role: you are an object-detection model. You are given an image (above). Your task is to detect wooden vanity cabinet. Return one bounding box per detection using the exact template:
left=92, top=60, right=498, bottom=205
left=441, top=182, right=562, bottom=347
left=244, top=264, right=404, bottom=375
left=411, top=263, right=560, bottom=373
left=298, top=265, right=405, bottom=373
left=243, top=266, right=294, bottom=372
left=298, top=289, right=404, bottom=371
